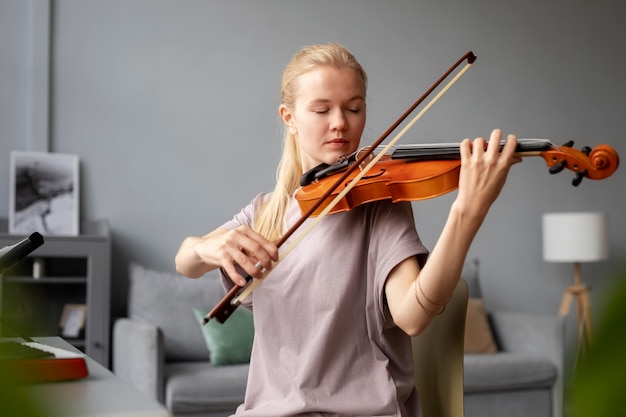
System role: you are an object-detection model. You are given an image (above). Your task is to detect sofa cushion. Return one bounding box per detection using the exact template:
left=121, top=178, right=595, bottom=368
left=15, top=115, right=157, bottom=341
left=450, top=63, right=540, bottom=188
left=464, top=388, right=552, bottom=417
left=461, top=259, right=499, bottom=354
left=194, top=307, right=254, bottom=366
left=464, top=352, right=557, bottom=393
left=164, top=361, right=248, bottom=414
left=464, top=298, right=499, bottom=354
left=128, top=263, right=226, bottom=361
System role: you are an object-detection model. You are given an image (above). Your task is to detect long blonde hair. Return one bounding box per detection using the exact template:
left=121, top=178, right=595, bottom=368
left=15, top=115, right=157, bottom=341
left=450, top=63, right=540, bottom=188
left=253, top=43, right=368, bottom=242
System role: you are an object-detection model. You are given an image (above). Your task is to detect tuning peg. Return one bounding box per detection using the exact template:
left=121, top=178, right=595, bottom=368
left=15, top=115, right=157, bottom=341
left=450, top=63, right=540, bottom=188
left=563, top=140, right=574, bottom=148
left=572, top=169, right=587, bottom=186
left=581, top=146, right=591, bottom=156
left=549, top=160, right=566, bottom=174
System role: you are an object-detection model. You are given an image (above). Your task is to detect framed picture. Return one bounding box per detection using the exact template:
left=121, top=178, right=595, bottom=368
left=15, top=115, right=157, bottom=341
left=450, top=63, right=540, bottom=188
left=59, top=304, right=87, bottom=338
left=9, top=151, right=80, bottom=236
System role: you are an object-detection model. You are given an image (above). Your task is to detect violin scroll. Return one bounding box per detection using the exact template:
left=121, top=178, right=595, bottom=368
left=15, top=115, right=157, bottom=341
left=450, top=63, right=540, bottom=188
left=589, top=144, right=619, bottom=173
left=541, top=142, right=619, bottom=186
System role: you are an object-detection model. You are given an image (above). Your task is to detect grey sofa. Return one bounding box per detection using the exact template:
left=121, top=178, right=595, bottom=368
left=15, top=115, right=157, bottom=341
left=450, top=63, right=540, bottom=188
left=464, top=311, right=565, bottom=417
left=113, top=263, right=564, bottom=417
left=113, top=264, right=248, bottom=417
left=462, top=261, right=565, bottom=417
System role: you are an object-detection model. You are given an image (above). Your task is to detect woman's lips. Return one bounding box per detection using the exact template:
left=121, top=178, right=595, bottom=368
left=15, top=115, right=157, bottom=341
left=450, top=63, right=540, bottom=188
left=327, top=139, right=349, bottom=147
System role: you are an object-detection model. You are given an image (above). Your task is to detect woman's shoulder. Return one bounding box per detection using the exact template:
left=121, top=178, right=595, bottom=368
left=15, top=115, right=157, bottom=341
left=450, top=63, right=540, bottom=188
left=221, top=192, right=272, bottom=229
left=238, top=192, right=274, bottom=218
left=249, top=192, right=272, bottom=209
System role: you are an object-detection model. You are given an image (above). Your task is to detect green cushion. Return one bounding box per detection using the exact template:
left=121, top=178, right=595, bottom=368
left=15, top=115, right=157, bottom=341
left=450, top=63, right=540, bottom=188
left=193, top=307, right=254, bottom=366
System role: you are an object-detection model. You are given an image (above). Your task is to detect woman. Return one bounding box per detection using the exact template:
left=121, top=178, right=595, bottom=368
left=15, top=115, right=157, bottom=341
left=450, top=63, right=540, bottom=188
left=176, top=43, right=520, bottom=416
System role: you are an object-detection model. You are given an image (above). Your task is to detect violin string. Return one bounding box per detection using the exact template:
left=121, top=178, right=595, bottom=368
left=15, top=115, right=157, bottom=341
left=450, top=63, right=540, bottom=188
left=386, top=138, right=553, bottom=159
left=234, top=60, right=474, bottom=305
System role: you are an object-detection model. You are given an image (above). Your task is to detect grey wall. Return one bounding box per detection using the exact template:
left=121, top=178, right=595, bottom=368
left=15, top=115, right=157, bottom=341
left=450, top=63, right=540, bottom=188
left=2, top=0, right=625, bottom=350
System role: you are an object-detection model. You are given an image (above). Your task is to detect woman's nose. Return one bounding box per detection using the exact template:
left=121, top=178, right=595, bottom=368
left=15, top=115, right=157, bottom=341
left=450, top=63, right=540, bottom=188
left=330, top=109, right=347, bottom=131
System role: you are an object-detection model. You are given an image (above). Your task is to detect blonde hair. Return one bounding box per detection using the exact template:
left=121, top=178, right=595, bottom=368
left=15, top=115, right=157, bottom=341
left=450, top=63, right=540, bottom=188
left=254, top=43, right=368, bottom=242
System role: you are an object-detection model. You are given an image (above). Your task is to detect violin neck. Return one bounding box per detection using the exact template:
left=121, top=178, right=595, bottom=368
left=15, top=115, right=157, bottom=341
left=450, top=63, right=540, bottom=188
left=385, top=138, right=552, bottom=160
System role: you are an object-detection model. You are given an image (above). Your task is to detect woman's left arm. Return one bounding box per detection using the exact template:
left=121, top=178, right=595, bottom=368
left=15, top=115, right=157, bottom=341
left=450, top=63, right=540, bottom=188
left=385, top=129, right=521, bottom=336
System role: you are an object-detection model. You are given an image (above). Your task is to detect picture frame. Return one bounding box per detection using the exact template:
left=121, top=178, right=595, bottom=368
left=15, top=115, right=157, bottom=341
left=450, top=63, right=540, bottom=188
left=9, top=151, right=80, bottom=236
left=59, top=304, right=87, bottom=338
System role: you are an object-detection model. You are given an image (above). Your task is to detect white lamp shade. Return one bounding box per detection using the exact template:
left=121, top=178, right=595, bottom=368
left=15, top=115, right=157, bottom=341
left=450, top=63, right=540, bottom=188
left=542, top=212, right=609, bottom=262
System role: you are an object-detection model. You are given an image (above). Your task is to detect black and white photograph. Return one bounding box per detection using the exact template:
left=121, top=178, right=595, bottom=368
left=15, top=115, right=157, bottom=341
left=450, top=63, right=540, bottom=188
left=59, top=304, right=87, bottom=338
left=9, top=151, right=80, bottom=236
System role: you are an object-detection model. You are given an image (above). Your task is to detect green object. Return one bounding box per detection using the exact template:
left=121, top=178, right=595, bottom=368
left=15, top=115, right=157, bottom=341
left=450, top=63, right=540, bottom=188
left=570, top=268, right=626, bottom=416
left=194, top=307, right=254, bottom=366
left=0, top=365, right=49, bottom=417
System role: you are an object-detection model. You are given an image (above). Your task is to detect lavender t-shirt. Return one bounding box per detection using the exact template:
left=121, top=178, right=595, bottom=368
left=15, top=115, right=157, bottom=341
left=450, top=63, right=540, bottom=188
left=220, top=193, right=428, bottom=417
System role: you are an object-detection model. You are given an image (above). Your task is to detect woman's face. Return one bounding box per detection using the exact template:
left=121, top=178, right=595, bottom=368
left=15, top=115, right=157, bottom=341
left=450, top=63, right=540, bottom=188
left=280, top=66, right=366, bottom=173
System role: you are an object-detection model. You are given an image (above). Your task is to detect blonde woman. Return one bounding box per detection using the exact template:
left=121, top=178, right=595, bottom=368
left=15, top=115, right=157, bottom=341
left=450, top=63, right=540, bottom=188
left=176, top=43, right=520, bottom=416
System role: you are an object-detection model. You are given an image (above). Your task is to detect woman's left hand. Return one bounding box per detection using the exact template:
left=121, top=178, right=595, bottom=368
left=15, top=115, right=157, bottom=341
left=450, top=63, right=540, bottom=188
left=455, top=128, right=522, bottom=221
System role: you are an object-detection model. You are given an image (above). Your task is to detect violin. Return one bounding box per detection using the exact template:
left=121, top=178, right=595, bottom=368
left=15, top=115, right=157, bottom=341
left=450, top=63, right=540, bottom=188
left=205, top=50, right=619, bottom=324
left=295, top=139, right=619, bottom=216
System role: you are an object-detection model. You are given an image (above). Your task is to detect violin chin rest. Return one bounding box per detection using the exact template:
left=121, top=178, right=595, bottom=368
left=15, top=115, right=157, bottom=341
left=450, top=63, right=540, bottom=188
left=300, top=163, right=330, bottom=187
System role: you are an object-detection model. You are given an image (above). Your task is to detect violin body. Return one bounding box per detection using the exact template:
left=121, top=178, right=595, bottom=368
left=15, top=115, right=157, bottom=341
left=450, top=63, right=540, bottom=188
left=295, top=140, right=619, bottom=217
left=296, top=156, right=462, bottom=216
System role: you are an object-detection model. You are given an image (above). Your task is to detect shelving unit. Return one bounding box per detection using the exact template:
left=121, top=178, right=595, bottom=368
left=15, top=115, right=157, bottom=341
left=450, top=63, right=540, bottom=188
left=0, top=218, right=111, bottom=367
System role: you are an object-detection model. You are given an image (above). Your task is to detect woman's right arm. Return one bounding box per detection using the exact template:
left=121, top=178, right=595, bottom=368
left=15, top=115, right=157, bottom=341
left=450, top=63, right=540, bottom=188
left=175, top=226, right=278, bottom=286
left=175, top=228, right=227, bottom=279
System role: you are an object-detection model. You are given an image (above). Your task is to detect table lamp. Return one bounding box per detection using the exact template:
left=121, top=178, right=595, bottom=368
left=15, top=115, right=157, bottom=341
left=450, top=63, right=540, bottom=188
left=542, top=212, right=609, bottom=353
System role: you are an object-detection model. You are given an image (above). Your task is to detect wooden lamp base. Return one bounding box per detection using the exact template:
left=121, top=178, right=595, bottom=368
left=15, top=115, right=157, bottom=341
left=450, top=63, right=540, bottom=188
left=558, top=262, right=593, bottom=358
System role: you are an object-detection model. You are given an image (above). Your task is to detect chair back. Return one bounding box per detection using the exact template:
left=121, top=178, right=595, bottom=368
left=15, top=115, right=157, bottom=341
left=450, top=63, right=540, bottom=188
left=412, top=279, right=468, bottom=417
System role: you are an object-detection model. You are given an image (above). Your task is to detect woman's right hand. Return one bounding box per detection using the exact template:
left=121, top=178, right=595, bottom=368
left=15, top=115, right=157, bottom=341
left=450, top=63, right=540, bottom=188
left=175, top=226, right=279, bottom=286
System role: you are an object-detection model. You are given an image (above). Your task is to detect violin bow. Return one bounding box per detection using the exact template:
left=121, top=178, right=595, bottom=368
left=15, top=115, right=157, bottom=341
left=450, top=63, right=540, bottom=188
left=206, top=51, right=477, bottom=324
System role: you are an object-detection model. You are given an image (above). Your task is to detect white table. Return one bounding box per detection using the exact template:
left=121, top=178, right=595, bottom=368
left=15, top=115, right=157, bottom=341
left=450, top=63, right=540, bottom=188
left=23, top=337, right=171, bottom=417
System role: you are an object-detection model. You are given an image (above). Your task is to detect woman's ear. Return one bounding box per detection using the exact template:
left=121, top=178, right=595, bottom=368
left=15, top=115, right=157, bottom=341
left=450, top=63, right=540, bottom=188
left=279, top=105, right=297, bottom=135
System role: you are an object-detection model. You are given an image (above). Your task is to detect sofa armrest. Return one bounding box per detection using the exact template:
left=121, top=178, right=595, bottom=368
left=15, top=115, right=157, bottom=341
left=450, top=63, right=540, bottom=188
left=113, top=318, right=165, bottom=403
left=490, top=311, right=565, bottom=417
